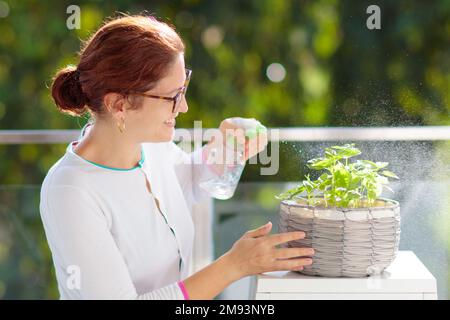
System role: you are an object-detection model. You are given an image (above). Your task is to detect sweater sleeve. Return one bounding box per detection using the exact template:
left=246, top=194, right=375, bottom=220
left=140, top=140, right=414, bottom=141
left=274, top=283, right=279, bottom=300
left=170, top=142, right=217, bottom=206
left=40, top=184, right=187, bottom=300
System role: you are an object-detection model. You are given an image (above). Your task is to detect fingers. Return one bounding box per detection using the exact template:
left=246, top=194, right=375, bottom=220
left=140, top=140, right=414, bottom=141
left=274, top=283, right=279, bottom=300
left=221, top=120, right=246, bottom=141
left=245, top=132, right=268, bottom=160
left=266, top=231, right=305, bottom=247
left=273, top=247, right=315, bottom=260
left=272, top=258, right=313, bottom=271
left=243, top=222, right=273, bottom=239
left=247, top=131, right=268, bottom=147
left=220, top=118, right=268, bottom=162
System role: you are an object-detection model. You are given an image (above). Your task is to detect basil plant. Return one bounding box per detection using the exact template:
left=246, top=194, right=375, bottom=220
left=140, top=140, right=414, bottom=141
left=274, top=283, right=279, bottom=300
left=276, top=144, right=399, bottom=208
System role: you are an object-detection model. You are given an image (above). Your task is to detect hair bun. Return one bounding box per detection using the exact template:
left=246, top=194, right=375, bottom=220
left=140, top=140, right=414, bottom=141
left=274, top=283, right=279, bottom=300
left=51, top=65, right=87, bottom=116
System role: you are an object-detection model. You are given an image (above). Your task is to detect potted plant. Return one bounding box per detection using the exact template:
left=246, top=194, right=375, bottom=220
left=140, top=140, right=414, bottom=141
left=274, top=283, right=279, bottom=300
left=276, top=144, right=400, bottom=277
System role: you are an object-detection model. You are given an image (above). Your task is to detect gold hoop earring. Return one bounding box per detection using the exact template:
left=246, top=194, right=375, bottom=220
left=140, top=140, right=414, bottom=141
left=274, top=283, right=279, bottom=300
left=117, top=118, right=126, bottom=133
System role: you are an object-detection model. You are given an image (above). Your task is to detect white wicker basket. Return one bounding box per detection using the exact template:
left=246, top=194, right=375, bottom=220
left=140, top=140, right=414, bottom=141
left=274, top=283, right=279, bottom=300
left=278, top=199, right=401, bottom=277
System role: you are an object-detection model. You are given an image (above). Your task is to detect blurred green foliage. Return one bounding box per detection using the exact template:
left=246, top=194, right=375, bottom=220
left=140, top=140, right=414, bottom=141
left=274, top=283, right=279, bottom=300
left=0, top=0, right=449, bottom=299
left=0, top=0, right=448, bottom=185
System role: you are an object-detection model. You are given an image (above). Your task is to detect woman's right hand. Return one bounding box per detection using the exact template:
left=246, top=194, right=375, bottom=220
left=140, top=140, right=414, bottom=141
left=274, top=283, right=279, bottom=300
left=222, top=221, right=314, bottom=281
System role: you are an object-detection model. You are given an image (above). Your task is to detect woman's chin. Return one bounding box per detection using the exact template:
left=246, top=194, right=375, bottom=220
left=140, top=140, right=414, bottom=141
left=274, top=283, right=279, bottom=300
left=145, top=126, right=175, bottom=143
left=165, top=126, right=175, bottom=140
left=143, top=130, right=174, bottom=143
left=159, top=127, right=175, bottom=142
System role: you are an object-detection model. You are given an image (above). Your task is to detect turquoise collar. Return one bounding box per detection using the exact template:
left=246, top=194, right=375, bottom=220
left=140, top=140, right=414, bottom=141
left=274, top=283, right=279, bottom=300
left=68, top=122, right=145, bottom=171
left=68, top=142, right=145, bottom=171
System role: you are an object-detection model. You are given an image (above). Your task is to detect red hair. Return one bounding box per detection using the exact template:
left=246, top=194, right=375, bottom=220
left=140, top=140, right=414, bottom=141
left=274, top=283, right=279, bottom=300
left=51, top=14, right=185, bottom=117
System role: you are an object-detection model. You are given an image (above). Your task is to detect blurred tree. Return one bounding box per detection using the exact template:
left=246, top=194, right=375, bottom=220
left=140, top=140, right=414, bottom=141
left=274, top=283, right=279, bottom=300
left=0, top=0, right=448, bottom=185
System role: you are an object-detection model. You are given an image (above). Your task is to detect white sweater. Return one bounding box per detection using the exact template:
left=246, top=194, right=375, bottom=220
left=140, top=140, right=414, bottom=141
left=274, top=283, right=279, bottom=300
left=39, top=126, right=215, bottom=299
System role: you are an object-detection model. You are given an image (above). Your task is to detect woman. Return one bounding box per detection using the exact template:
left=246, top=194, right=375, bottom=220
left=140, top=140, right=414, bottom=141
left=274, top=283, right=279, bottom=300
left=40, top=14, right=314, bottom=300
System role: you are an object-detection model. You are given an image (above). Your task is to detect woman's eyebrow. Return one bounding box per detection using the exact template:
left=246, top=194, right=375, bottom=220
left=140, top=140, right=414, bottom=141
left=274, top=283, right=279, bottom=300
left=164, top=86, right=183, bottom=95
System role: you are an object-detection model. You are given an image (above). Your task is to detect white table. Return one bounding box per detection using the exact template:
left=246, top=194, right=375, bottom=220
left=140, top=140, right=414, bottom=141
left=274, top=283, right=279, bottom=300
left=250, top=251, right=438, bottom=300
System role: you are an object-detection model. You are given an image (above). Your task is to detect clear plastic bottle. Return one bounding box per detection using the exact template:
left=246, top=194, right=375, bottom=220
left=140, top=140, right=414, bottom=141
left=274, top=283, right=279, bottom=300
left=199, top=118, right=267, bottom=200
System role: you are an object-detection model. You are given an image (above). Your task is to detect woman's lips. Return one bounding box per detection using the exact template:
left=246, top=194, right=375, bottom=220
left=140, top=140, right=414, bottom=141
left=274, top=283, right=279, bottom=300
left=164, top=119, right=176, bottom=127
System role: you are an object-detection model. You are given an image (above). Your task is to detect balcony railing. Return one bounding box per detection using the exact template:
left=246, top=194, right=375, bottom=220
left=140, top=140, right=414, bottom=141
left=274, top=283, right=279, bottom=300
left=1, top=126, right=449, bottom=299
left=1, top=126, right=450, bottom=144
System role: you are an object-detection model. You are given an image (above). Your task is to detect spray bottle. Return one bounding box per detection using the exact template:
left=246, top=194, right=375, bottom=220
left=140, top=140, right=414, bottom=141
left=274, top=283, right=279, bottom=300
left=199, top=118, right=267, bottom=200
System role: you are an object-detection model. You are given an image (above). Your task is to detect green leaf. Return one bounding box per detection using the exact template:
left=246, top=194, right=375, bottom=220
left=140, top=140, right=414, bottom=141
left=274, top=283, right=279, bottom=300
left=307, top=157, right=335, bottom=170
left=331, top=144, right=361, bottom=159
left=324, top=150, right=336, bottom=158
left=375, top=162, right=389, bottom=169
left=359, top=160, right=378, bottom=169
left=381, top=170, right=399, bottom=179
left=303, top=178, right=316, bottom=191
left=334, top=167, right=350, bottom=188
left=347, top=189, right=361, bottom=196
left=275, top=184, right=306, bottom=200
left=376, top=175, right=389, bottom=185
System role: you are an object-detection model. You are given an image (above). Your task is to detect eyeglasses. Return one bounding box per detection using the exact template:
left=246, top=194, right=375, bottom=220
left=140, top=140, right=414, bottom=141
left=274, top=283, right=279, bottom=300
left=134, top=68, right=192, bottom=114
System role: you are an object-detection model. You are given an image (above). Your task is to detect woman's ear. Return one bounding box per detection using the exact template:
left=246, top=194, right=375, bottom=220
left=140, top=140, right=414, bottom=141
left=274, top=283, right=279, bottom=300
left=103, top=92, right=127, bottom=119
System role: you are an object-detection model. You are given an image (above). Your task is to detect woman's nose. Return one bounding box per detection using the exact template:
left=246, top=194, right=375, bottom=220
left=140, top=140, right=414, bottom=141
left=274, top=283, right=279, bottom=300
left=178, top=96, right=188, bottom=113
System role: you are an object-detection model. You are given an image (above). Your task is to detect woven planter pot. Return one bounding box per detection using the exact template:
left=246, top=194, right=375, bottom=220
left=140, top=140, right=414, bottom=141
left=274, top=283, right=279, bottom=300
left=278, top=199, right=401, bottom=277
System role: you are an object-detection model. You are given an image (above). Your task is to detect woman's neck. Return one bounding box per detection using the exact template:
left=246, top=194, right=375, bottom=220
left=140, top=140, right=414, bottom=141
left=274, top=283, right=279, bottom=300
left=73, top=121, right=142, bottom=170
